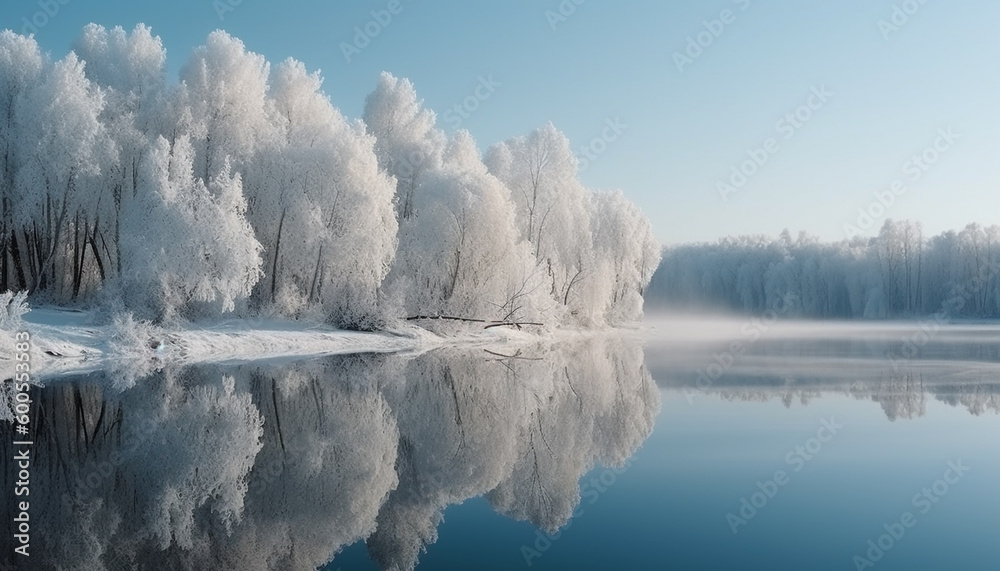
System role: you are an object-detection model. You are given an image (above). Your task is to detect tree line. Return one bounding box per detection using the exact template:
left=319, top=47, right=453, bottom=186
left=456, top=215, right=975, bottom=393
left=0, top=25, right=659, bottom=328
left=649, top=220, right=1000, bottom=318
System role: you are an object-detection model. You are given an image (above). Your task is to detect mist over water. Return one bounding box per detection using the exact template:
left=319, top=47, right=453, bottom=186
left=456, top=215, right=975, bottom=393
left=644, top=312, right=1000, bottom=419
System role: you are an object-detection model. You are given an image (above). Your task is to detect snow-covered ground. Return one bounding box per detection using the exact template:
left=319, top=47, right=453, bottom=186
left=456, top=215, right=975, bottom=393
left=6, top=306, right=558, bottom=383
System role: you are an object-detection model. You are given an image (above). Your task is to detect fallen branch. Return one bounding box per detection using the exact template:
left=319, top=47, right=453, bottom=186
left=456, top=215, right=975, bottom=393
left=483, top=321, right=544, bottom=330
left=405, top=315, right=544, bottom=330
left=405, top=315, right=487, bottom=323
left=483, top=348, right=544, bottom=360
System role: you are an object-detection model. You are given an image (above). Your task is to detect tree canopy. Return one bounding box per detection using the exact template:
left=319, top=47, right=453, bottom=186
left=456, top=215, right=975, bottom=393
left=0, top=26, right=659, bottom=328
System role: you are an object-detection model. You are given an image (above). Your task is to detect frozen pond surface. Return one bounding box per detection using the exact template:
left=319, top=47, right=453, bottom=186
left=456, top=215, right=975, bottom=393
left=3, top=319, right=1000, bottom=570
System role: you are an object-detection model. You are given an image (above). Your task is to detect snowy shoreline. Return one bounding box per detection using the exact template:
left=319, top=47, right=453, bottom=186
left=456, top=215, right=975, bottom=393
left=4, top=307, right=404, bottom=381
left=6, top=306, right=637, bottom=383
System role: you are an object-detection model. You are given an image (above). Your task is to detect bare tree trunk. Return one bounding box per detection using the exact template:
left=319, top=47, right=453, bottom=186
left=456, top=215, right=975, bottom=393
left=14, top=228, right=30, bottom=289
left=72, top=211, right=84, bottom=299
left=0, top=232, right=7, bottom=293
left=88, top=225, right=106, bottom=282
left=32, top=178, right=73, bottom=294
left=447, top=248, right=462, bottom=300
left=308, top=244, right=324, bottom=304
left=270, top=207, right=286, bottom=301
left=563, top=266, right=584, bottom=306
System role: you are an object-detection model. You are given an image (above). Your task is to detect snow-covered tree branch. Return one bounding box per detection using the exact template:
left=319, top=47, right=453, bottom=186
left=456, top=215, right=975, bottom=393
left=0, top=26, right=659, bottom=328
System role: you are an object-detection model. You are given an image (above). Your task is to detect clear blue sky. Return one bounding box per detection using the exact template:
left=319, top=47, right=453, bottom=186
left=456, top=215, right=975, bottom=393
left=3, top=0, right=998, bottom=245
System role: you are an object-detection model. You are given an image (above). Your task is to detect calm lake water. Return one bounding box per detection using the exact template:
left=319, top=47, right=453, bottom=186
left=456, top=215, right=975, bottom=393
left=3, top=319, right=1000, bottom=570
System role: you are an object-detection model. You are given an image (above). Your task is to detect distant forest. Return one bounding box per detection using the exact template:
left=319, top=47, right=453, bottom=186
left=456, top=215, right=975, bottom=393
left=648, top=220, right=1000, bottom=319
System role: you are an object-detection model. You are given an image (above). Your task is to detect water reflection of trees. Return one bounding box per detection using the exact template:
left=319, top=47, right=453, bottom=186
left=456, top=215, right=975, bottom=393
left=669, top=369, right=1000, bottom=421
left=0, top=336, right=658, bottom=571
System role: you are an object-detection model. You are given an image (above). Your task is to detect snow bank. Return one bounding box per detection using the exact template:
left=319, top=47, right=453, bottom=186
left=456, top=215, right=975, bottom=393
left=4, top=307, right=568, bottom=383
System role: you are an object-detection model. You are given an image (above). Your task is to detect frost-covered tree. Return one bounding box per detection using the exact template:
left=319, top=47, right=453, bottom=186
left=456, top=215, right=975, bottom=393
left=387, top=129, right=547, bottom=322
left=176, top=30, right=277, bottom=185
left=73, top=24, right=168, bottom=280
left=0, top=31, right=45, bottom=293
left=119, top=136, right=262, bottom=320
left=363, top=72, right=446, bottom=221
left=590, top=189, right=661, bottom=323
left=172, top=37, right=399, bottom=327
left=0, top=25, right=659, bottom=329
left=250, top=59, right=397, bottom=328
left=14, top=49, right=111, bottom=296
left=485, top=124, right=601, bottom=323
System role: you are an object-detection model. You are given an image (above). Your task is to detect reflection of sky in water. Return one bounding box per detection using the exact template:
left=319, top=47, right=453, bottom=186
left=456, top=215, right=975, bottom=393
left=633, top=393, right=1000, bottom=571
left=3, top=326, right=1000, bottom=570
